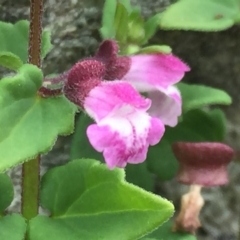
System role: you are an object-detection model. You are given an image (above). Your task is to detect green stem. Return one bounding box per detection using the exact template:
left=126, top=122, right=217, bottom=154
left=22, top=156, right=40, bottom=220
left=21, top=0, right=43, bottom=220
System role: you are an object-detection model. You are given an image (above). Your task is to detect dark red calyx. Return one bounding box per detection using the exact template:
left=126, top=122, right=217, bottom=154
left=95, top=40, right=119, bottom=64
left=94, top=40, right=131, bottom=80
left=104, top=56, right=131, bottom=80
left=172, top=142, right=234, bottom=186
left=63, top=59, right=105, bottom=107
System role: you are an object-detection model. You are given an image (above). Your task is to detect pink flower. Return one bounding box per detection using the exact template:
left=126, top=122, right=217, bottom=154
left=63, top=40, right=189, bottom=168
left=64, top=60, right=164, bottom=169
left=85, top=82, right=164, bottom=169
left=95, top=40, right=190, bottom=127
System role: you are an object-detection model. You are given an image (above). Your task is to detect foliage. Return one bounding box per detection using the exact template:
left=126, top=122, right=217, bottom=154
left=0, top=20, right=52, bottom=71
left=0, top=174, right=14, bottom=215
left=178, top=83, right=232, bottom=113
left=100, top=0, right=169, bottom=54
left=28, top=159, right=174, bottom=239
left=159, top=0, right=240, bottom=31
left=0, top=64, right=76, bottom=172
left=0, top=214, right=27, bottom=240
left=0, top=0, right=235, bottom=239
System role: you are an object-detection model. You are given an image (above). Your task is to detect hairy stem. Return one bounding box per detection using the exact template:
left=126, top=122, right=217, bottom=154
left=22, top=0, right=43, bottom=220
left=27, top=0, right=43, bottom=67
left=22, top=156, right=40, bottom=220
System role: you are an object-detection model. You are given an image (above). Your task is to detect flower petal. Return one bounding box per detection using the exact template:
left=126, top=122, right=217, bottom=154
left=84, top=81, right=151, bottom=121
left=84, top=81, right=165, bottom=169
left=86, top=106, right=165, bottom=169
left=122, top=54, right=190, bottom=91
left=148, top=117, right=165, bottom=145
left=147, top=86, right=182, bottom=127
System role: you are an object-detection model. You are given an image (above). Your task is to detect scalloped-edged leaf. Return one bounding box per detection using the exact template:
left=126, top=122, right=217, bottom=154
left=100, top=0, right=117, bottom=39
left=0, top=174, right=14, bottom=214
left=160, top=0, right=239, bottom=31
left=0, top=64, right=76, bottom=172
left=0, top=214, right=27, bottom=240
left=0, top=20, right=52, bottom=65
left=28, top=159, right=174, bottom=240
left=142, top=220, right=197, bottom=240
left=0, top=52, right=23, bottom=71
left=178, top=83, right=232, bottom=113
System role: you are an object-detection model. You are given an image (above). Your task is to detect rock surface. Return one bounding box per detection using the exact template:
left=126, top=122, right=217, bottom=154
left=1, top=0, right=240, bottom=239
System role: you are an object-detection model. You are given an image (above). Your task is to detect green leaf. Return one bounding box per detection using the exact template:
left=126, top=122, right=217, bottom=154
left=0, top=174, right=14, bottom=214
left=178, top=83, right=232, bottom=113
left=235, top=12, right=240, bottom=23
left=119, top=0, right=132, bottom=13
left=147, top=109, right=226, bottom=181
left=0, top=214, right=27, bottom=240
left=160, top=0, right=239, bottom=31
left=29, top=159, right=174, bottom=240
left=0, top=20, right=29, bottom=63
left=114, top=3, right=129, bottom=43
left=0, top=20, right=52, bottom=64
left=142, top=220, right=197, bottom=240
left=127, top=9, right=145, bottom=44
left=125, top=162, right=154, bottom=191
left=0, top=52, right=23, bottom=71
left=144, top=13, right=162, bottom=43
left=165, top=109, right=225, bottom=142
left=0, top=64, right=76, bottom=172
left=100, top=0, right=117, bottom=39
left=137, top=45, right=172, bottom=54
left=147, top=140, right=178, bottom=181
left=207, top=108, right=227, bottom=141
left=124, top=44, right=141, bottom=55
left=70, top=114, right=104, bottom=161
left=41, top=30, right=52, bottom=58
left=142, top=238, right=156, bottom=240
